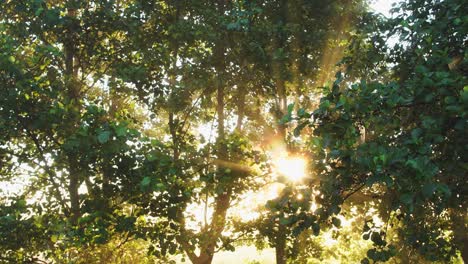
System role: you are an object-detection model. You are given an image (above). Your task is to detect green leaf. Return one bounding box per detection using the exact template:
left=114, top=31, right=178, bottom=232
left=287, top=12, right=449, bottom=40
left=227, top=22, right=239, bottom=30
left=422, top=183, right=436, bottom=198
left=97, top=131, right=111, bottom=143
left=367, top=248, right=377, bottom=260
left=147, top=154, right=158, bottom=162
left=312, top=223, right=320, bottom=236
left=336, top=96, right=346, bottom=108
left=151, top=139, right=163, bottom=147
left=279, top=217, right=292, bottom=225
left=294, top=122, right=308, bottom=137
left=332, top=217, right=341, bottom=228
left=321, top=100, right=331, bottom=109
left=415, top=65, right=428, bottom=74
left=45, top=9, right=60, bottom=25
left=363, top=222, right=370, bottom=232
left=436, top=184, right=451, bottom=197
left=386, top=177, right=395, bottom=188
left=287, top=103, right=294, bottom=114
left=115, top=125, right=127, bottom=137
left=17, top=199, right=27, bottom=208
left=399, top=193, right=413, bottom=204
left=371, top=232, right=385, bottom=245
left=406, top=159, right=421, bottom=172
left=297, top=108, right=307, bottom=118
left=411, top=128, right=422, bottom=142
left=78, top=215, right=92, bottom=224
left=444, top=96, right=456, bottom=105
left=333, top=71, right=344, bottom=88
left=141, top=177, right=151, bottom=188
left=35, top=7, right=44, bottom=16
left=279, top=114, right=291, bottom=125
left=155, top=183, right=165, bottom=191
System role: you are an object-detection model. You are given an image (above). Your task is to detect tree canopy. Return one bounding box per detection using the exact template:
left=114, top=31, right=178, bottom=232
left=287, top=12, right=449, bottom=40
left=0, top=0, right=466, bottom=263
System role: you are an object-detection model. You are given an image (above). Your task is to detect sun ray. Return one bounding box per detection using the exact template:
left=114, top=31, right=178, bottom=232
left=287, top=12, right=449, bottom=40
left=274, top=156, right=307, bottom=182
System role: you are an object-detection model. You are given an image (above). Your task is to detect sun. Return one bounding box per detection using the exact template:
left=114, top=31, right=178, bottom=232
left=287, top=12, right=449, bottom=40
left=274, top=156, right=307, bottom=182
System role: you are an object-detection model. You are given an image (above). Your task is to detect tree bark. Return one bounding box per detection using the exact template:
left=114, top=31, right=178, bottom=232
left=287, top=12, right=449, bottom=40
left=271, top=0, right=288, bottom=139
left=168, top=6, right=180, bottom=161
left=271, top=3, right=289, bottom=263
left=236, top=85, right=246, bottom=132
left=65, top=7, right=81, bottom=224
left=195, top=38, right=229, bottom=264
left=450, top=208, right=468, bottom=263
left=275, top=222, right=287, bottom=264
left=68, top=156, right=81, bottom=224
left=175, top=1, right=235, bottom=262
left=195, top=2, right=231, bottom=262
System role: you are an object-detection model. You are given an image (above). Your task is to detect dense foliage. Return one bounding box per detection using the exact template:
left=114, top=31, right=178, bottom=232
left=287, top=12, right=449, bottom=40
left=0, top=0, right=466, bottom=263
left=294, top=0, right=467, bottom=263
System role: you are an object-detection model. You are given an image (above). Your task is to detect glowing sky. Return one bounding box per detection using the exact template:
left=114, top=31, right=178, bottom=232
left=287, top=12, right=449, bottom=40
left=370, top=0, right=399, bottom=17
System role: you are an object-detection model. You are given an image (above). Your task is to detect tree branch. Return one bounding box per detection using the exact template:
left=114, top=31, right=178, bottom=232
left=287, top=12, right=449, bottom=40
left=20, top=123, right=69, bottom=213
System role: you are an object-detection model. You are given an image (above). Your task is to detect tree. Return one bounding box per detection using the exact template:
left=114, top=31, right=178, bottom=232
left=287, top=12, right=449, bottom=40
left=116, top=0, right=366, bottom=263
left=294, top=0, right=467, bottom=262
left=0, top=0, right=174, bottom=261
left=2, top=0, right=465, bottom=263
left=242, top=0, right=366, bottom=262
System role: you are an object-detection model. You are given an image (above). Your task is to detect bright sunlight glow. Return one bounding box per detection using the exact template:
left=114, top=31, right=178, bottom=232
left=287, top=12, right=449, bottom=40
left=275, top=156, right=307, bottom=182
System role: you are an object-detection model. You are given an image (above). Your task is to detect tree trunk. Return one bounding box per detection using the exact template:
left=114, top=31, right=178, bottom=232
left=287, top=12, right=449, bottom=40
left=65, top=7, right=81, bottom=224
left=271, top=2, right=289, bottom=262
left=275, top=222, right=287, bottom=264
left=68, top=157, right=81, bottom=224
left=461, top=243, right=468, bottom=264
left=195, top=43, right=229, bottom=264
left=450, top=209, right=468, bottom=263
left=168, top=7, right=180, bottom=161
left=179, top=2, right=231, bottom=263
left=196, top=2, right=230, bottom=261
left=236, top=85, right=246, bottom=132
left=271, top=0, right=288, bottom=139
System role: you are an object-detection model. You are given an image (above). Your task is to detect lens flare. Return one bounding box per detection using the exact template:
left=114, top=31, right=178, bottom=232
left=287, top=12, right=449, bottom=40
left=275, top=156, right=307, bottom=182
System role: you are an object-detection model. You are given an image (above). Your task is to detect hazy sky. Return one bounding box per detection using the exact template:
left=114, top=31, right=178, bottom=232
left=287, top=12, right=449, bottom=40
left=371, top=0, right=399, bottom=17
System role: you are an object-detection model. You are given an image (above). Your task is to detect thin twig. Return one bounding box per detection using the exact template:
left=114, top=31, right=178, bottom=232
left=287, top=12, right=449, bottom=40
left=343, top=183, right=366, bottom=201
